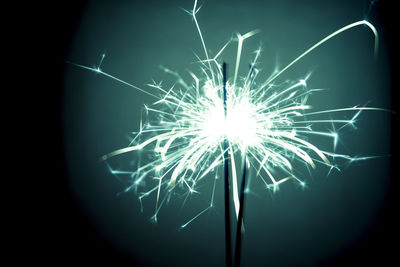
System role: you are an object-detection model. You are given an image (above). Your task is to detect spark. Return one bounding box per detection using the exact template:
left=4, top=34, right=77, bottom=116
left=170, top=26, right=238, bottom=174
left=70, top=1, right=387, bottom=228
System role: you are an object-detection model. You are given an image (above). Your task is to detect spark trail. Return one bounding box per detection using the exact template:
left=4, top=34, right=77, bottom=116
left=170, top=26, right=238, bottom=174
left=70, top=1, right=385, bottom=228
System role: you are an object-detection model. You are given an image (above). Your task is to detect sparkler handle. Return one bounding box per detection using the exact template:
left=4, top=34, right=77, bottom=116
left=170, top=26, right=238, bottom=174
left=234, top=155, right=247, bottom=267
left=223, top=62, right=233, bottom=267
left=234, top=64, right=253, bottom=267
left=224, top=140, right=232, bottom=267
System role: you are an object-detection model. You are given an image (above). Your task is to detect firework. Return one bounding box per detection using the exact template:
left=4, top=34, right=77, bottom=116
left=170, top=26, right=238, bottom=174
left=70, top=0, right=384, bottom=234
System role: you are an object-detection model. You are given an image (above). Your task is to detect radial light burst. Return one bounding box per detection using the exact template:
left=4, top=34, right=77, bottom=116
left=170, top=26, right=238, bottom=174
left=70, top=0, right=384, bottom=228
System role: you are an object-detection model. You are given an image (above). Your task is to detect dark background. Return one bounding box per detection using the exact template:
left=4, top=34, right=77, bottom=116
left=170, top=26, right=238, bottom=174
left=20, top=0, right=398, bottom=266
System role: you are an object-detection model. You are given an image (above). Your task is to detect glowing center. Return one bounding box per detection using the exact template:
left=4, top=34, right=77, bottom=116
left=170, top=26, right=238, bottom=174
left=201, top=96, right=263, bottom=149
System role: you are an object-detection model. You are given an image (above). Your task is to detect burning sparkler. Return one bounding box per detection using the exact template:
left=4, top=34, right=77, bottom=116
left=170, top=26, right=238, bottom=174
left=69, top=0, right=386, bottom=265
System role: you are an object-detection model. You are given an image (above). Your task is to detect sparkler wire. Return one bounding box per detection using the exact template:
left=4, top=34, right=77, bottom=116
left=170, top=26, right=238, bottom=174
left=223, top=62, right=233, bottom=267
left=234, top=64, right=256, bottom=267
left=234, top=155, right=247, bottom=267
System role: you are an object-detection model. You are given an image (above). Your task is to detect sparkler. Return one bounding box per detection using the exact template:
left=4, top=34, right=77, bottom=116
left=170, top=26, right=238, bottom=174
left=69, top=0, right=386, bottom=266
